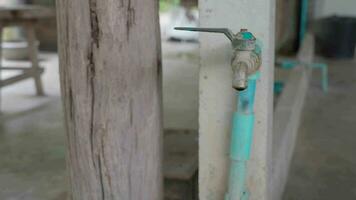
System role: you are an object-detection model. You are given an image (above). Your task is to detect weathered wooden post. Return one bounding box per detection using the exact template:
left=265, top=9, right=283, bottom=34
left=56, top=1, right=163, bottom=199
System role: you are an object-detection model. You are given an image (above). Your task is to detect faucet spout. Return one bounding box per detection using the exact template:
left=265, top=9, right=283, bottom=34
left=233, top=63, right=248, bottom=91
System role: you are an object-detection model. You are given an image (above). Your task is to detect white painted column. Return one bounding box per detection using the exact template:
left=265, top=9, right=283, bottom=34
left=198, top=1, right=275, bottom=200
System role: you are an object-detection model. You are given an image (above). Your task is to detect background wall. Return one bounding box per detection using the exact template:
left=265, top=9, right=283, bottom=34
left=314, top=0, right=356, bottom=19
left=275, top=0, right=299, bottom=54
left=31, top=0, right=57, bottom=51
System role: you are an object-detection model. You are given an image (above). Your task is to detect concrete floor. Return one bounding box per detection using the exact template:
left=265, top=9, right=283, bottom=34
left=283, top=59, right=356, bottom=200
left=0, top=53, right=67, bottom=200
left=0, top=40, right=199, bottom=199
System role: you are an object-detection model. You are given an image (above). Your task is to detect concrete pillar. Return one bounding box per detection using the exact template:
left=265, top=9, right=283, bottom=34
left=198, top=1, right=275, bottom=200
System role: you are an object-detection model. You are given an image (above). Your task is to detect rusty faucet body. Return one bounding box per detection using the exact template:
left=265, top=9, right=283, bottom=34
left=231, top=30, right=261, bottom=90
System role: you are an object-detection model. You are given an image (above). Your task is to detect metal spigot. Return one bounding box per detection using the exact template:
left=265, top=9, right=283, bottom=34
left=175, top=27, right=261, bottom=90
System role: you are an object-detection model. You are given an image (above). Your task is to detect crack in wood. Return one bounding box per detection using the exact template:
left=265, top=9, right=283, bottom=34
left=66, top=85, right=79, bottom=161
left=88, top=1, right=105, bottom=198
left=126, top=0, right=136, bottom=39
left=157, top=57, right=162, bottom=76
left=89, top=0, right=100, bottom=48
left=100, top=130, right=114, bottom=199
left=87, top=0, right=98, bottom=161
left=98, top=155, right=106, bottom=200
left=68, top=87, right=74, bottom=121
left=87, top=48, right=96, bottom=171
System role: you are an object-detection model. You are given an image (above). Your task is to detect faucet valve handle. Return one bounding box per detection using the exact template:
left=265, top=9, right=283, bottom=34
left=175, top=27, right=261, bottom=91
left=174, top=27, right=235, bottom=42
left=175, top=27, right=258, bottom=52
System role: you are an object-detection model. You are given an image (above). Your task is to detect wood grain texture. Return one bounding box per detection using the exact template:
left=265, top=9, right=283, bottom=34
left=56, top=0, right=163, bottom=199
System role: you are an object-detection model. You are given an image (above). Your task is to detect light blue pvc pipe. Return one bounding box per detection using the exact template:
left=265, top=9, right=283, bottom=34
left=278, top=59, right=298, bottom=69
left=299, top=0, right=308, bottom=44
left=225, top=72, right=260, bottom=200
left=277, top=59, right=329, bottom=94
left=309, top=63, right=329, bottom=93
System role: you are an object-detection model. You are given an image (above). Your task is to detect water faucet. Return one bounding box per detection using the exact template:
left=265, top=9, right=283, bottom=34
left=174, top=27, right=261, bottom=90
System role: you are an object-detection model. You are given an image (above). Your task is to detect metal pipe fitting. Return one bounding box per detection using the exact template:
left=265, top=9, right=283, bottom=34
left=231, top=49, right=261, bottom=90
left=232, top=62, right=248, bottom=91
left=174, top=27, right=261, bottom=90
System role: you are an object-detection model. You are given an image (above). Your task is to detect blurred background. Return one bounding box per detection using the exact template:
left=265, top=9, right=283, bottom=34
left=0, top=0, right=355, bottom=199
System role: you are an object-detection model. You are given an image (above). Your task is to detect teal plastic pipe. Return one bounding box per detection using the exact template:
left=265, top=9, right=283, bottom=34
left=309, top=63, right=329, bottom=93
left=225, top=72, right=260, bottom=200
left=277, top=59, right=329, bottom=94
left=299, top=0, right=308, bottom=44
